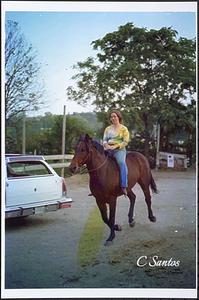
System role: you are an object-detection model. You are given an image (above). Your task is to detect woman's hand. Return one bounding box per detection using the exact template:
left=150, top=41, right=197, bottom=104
left=104, top=143, right=118, bottom=150
left=104, top=143, right=112, bottom=150
left=109, top=145, right=118, bottom=150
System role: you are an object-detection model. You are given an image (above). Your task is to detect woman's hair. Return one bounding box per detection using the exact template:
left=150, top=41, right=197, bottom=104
left=108, top=109, right=123, bottom=123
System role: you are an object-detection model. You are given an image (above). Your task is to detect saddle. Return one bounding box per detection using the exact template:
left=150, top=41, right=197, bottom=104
left=104, top=150, right=118, bottom=162
left=104, top=150, right=120, bottom=172
left=104, top=149, right=114, bottom=158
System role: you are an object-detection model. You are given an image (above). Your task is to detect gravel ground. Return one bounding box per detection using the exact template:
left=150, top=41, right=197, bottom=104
left=4, top=169, right=197, bottom=297
left=63, top=169, right=197, bottom=290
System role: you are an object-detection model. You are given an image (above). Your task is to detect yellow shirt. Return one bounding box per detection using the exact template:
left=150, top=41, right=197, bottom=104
left=103, top=124, right=130, bottom=149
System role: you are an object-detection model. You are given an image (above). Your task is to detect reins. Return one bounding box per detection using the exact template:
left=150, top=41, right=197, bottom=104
left=86, top=155, right=108, bottom=172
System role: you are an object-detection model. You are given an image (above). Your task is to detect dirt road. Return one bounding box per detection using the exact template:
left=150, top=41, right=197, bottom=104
left=5, top=169, right=196, bottom=291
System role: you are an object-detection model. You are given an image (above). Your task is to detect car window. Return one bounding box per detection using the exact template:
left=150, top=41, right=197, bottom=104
left=7, top=161, right=52, bottom=178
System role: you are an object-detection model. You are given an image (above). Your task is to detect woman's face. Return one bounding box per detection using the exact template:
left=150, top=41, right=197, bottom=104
left=110, top=112, right=120, bottom=125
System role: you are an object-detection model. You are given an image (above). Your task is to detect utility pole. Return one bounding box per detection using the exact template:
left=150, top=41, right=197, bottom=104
left=61, top=105, right=66, bottom=178
left=155, top=122, right=160, bottom=171
left=22, top=112, right=26, bottom=154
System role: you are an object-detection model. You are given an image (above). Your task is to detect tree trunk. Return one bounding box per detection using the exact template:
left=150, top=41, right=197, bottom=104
left=144, top=132, right=150, bottom=159
left=142, top=112, right=150, bottom=159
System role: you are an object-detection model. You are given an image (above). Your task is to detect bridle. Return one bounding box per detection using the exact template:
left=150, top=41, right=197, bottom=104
left=86, top=155, right=108, bottom=172
left=77, top=140, right=108, bottom=172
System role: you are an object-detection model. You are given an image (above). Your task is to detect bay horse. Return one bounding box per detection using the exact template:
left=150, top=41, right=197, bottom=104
left=69, top=134, right=158, bottom=245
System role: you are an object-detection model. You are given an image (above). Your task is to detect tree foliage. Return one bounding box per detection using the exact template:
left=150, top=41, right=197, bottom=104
left=5, top=20, right=44, bottom=120
left=45, top=114, right=94, bottom=154
left=67, top=23, right=196, bottom=157
left=6, top=113, right=95, bottom=155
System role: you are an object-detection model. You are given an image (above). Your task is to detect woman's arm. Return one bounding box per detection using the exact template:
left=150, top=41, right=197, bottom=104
left=118, top=126, right=130, bottom=149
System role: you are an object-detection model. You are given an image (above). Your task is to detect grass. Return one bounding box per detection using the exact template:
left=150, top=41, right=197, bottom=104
left=77, top=206, right=105, bottom=267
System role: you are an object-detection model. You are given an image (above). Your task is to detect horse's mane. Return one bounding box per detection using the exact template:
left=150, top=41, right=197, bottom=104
left=77, top=135, right=105, bottom=155
left=92, top=139, right=105, bottom=154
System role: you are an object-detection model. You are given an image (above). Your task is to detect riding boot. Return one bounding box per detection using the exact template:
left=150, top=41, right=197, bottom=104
left=121, top=187, right=127, bottom=196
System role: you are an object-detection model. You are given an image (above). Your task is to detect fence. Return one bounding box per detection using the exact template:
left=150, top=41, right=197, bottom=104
left=158, top=152, right=187, bottom=170
left=44, top=152, right=188, bottom=175
left=44, top=154, right=74, bottom=177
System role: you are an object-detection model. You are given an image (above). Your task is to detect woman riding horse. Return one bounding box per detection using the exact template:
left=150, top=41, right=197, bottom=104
left=103, top=110, right=129, bottom=196
left=69, top=132, right=158, bottom=245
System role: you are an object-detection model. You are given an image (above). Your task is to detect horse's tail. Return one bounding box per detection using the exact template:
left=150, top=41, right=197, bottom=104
left=150, top=174, right=159, bottom=194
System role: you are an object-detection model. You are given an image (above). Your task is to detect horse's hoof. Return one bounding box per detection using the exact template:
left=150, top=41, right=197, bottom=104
left=149, top=216, right=156, bottom=222
left=104, top=240, right=113, bottom=246
left=114, top=224, right=122, bottom=231
left=129, top=220, right=135, bottom=227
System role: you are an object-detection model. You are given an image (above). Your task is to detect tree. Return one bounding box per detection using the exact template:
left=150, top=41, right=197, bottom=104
left=26, top=114, right=94, bottom=155
left=67, top=23, right=196, bottom=157
left=159, top=99, right=196, bottom=164
left=48, top=115, right=94, bottom=154
left=5, top=20, right=44, bottom=120
left=5, top=112, right=96, bottom=154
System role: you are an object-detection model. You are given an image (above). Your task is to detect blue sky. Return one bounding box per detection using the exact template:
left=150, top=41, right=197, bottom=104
left=5, top=8, right=196, bottom=115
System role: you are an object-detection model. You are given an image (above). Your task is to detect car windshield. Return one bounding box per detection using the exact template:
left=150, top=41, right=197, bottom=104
left=7, top=161, right=52, bottom=177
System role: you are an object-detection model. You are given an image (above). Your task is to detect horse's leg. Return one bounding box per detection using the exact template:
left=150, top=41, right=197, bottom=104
left=106, top=197, right=117, bottom=244
left=127, top=190, right=136, bottom=227
left=96, top=198, right=110, bottom=227
left=96, top=197, right=118, bottom=245
left=105, top=197, right=121, bottom=245
left=138, top=180, right=156, bottom=222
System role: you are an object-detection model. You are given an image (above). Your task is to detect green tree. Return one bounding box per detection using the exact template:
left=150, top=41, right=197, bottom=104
left=159, top=99, right=196, bottom=163
left=5, top=113, right=95, bottom=154
left=67, top=23, right=196, bottom=157
left=49, top=115, right=94, bottom=154
left=27, top=114, right=94, bottom=155
left=5, top=20, right=44, bottom=120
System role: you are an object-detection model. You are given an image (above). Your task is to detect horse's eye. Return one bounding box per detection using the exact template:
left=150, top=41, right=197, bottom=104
left=81, top=148, right=85, bottom=152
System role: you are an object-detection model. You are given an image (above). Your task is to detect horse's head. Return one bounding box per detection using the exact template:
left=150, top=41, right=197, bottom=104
left=69, top=134, right=93, bottom=174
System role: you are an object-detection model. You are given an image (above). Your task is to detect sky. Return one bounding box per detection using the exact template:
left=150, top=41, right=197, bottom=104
left=3, top=1, right=197, bottom=116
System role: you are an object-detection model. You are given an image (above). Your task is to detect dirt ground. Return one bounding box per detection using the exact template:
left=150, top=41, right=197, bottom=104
left=4, top=169, right=197, bottom=294
left=63, top=169, right=197, bottom=289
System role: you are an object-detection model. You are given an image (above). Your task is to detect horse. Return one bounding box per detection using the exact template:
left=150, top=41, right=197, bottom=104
left=69, top=134, right=158, bottom=245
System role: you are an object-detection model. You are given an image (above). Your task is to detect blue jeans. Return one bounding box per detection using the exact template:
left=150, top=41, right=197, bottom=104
left=113, top=148, right=128, bottom=188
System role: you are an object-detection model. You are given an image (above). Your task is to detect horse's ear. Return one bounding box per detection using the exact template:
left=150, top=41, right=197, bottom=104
left=85, top=133, right=92, bottom=142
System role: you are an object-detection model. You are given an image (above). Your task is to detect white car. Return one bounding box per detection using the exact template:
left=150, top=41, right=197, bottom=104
left=5, top=154, right=73, bottom=219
